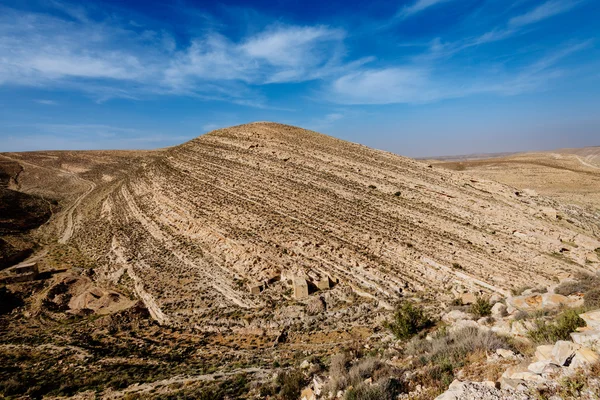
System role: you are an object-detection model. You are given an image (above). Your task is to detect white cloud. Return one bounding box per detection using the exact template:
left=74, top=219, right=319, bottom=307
left=0, top=5, right=359, bottom=104
left=509, top=0, right=581, bottom=27
left=397, top=0, right=452, bottom=18
left=328, top=42, right=590, bottom=104
left=164, top=25, right=355, bottom=88
left=34, top=99, right=58, bottom=105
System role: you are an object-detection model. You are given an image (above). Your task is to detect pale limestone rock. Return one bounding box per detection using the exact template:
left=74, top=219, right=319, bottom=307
left=507, top=293, right=580, bottom=312
left=497, top=348, right=517, bottom=359
left=460, top=292, right=477, bottom=305
left=528, top=360, right=553, bottom=374
left=490, top=293, right=503, bottom=304
left=569, top=348, right=600, bottom=369
left=534, top=345, right=554, bottom=362
left=551, top=341, right=581, bottom=366
left=449, top=319, right=480, bottom=333
left=492, top=302, right=508, bottom=317
left=580, top=310, right=600, bottom=329
left=442, top=310, right=473, bottom=324
left=570, top=330, right=600, bottom=347
left=491, top=320, right=512, bottom=335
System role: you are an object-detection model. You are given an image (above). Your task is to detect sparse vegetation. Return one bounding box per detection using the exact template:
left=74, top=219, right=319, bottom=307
left=511, top=285, right=531, bottom=296
left=452, top=262, right=463, bottom=270
left=470, top=297, right=492, bottom=318
left=385, top=301, right=433, bottom=340
left=527, top=308, right=586, bottom=344
left=555, top=273, right=600, bottom=296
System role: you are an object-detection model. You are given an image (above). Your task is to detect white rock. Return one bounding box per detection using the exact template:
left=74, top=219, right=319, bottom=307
left=491, top=302, right=507, bottom=317
left=489, top=293, right=503, bottom=304
left=569, top=348, right=600, bottom=369
left=442, top=310, right=473, bottom=324
left=570, top=329, right=600, bottom=347
left=580, top=310, right=600, bottom=329
left=496, top=348, right=517, bottom=359
left=527, top=360, right=553, bottom=374
left=534, top=345, right=554, bottom=362
left=551, top=341, right=581, bottom=366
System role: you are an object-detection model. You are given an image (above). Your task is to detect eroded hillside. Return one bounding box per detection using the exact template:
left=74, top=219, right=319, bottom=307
left=59, top=122, right=600, bottom=331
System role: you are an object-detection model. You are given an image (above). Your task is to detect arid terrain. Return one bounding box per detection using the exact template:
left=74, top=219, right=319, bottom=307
left=433, top=147, right=600, bottom=211
left=1, top=123, right=600, bottom=399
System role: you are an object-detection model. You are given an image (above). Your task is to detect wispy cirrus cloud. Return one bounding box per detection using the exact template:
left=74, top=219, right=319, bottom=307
left=509, top=0, right=582, bottom=27
left=415, top=0, right=585, bottom=62
left=327, top=41, right=591, bottom=104
left=396, top=0, right=453, bottom=19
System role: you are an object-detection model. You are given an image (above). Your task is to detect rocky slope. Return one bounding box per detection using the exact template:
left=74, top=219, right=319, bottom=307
left=63, top=122, right=600, bottom=329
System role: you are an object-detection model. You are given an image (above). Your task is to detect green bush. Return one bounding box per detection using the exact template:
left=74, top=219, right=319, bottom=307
left=527, top=309, right=586, bottom=343
left=385, top=302, right=433, bottom=340
left=470, top=297, right=492, bottom=318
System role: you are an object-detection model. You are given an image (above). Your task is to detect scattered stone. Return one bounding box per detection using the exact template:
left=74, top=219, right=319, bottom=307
left=436, top=380, right=530, bottom=399
left=507, top=293, right=580, bottom=312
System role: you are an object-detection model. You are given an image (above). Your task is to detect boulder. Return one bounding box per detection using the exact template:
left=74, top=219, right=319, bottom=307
left=449, top=319, right=480, bottom=333
left=570, top=329, right=600, bottom=347
left=489, top=293, right=503, bottom=304
left=551, top=341, right=581, bottom=366
left=507, top=293, right=580, bottom=312
left=569, top=348, right=600, bottom=369
left=528, top=360, right=553, bottom=374
left=579, top=310, right=600, bottom=329
left=442, top=310, right=473, bottom=324
left=496, top=349, right=517, bottom=359
left=491, top=302, right=507, bottom=317
left=460, top=293, right=477, bottom=305
left=534, top=345, right=554, bottom=362
left=491, top=320, right=511, bottom=336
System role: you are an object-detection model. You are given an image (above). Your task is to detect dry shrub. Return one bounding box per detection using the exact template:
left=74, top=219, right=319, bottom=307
left=555, top=273, right=600, bottom=296
left=584, top=289, right=600, bottom=309
left=408, top=327, right=511, bottom=367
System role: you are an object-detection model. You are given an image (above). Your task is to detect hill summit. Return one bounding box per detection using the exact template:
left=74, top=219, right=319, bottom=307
left=63, top=122, right=600, bottom=329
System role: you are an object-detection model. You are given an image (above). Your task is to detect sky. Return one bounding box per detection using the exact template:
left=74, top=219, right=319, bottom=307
left=0, top=0, right=599, bottom=157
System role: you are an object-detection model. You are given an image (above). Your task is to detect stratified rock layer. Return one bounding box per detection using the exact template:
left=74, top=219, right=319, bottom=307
left=68, top=122, right=599, bottom=327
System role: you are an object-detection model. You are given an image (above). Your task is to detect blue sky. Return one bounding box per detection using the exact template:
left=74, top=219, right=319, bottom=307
left=0, top=0, right=599, bottom=157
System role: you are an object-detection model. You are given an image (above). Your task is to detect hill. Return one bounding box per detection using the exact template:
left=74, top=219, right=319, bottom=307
left=1, top=123, right=600, bottom=398
left=60, top=122, right=599, bottom=329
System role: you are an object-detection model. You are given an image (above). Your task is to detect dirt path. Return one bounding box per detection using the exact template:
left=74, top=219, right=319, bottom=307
left=58, top=176, right=96, bottom=244
left=575, top=155, right=600, bottom=171
left=0, top=154, right=96, bottom=244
